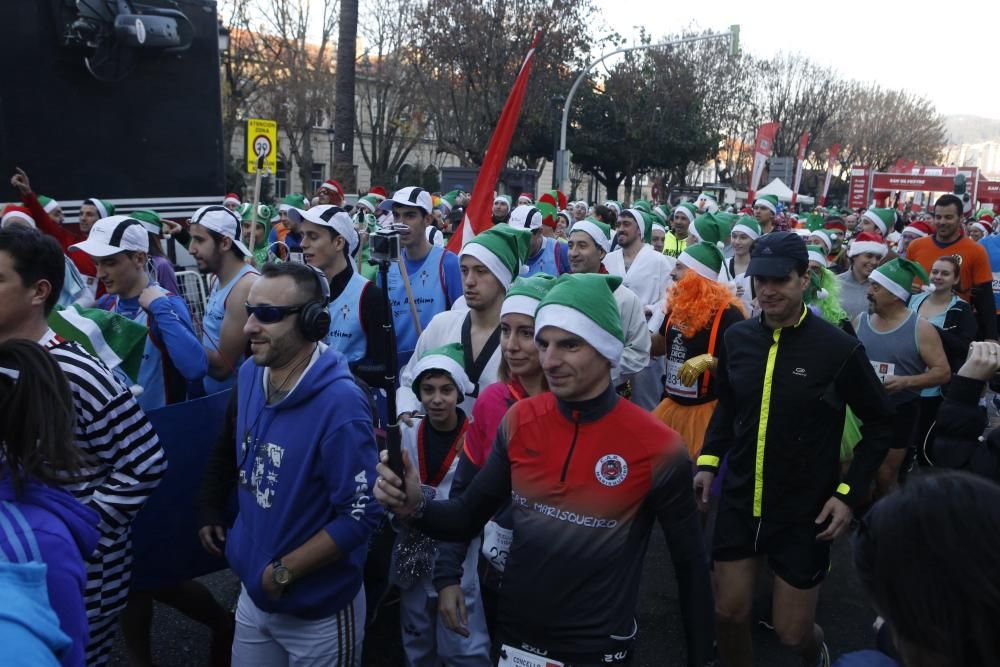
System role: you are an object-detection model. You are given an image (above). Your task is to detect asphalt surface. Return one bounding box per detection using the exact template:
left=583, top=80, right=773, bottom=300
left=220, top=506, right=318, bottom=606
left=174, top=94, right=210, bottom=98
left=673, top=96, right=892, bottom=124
left=108, top=528, right=876, bottom=666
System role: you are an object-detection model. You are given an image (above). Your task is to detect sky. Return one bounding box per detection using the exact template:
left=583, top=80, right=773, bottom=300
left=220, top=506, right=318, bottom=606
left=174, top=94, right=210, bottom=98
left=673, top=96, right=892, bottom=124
left=590, top=0, right=1000, bottom=119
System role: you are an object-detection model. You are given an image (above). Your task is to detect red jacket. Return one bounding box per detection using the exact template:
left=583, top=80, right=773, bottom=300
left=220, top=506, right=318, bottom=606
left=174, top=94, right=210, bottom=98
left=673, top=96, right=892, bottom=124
left=20, top=192, right=103, bottom=298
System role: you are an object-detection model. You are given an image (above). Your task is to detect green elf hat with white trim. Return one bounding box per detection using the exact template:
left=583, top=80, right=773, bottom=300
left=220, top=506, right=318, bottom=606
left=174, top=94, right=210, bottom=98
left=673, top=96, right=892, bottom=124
left=534, top=273, right=625, bottom=366
left=493, top=194, right=513, bottom=208
left=632, top=199, right=653, bottom=214
left=861, top=208, right=895, bottom=236
left=753, top=194, right=779, bottom=214
left=501, top=273, right=557, bottom=319
left=652, top=203, right=672, bottom=223
left=870, top=257, right=931, bottom=302
left=131, top=210, right=163, bottom=233
left=622, top=209, right=656, bottom=243
left=673, top=202, right=697, bottom=223
left=679, top=241, right=726, bottom=282
left=569, top=216, right=612, bottom=252
left=410, top=342, right=474, bottom=396
left=689, top=212, right=726, bottom=248
left=37, top=195, right=61, bottom=215
left=809, top=229, right=834, bottom=254
left=806, top=244, right=828, bottom=268
left=460, top=224, right=532, bottom=290
left=84, top=198, right=115, bottom=219
left=440, top=190, right=460, bottom=211
left=731, top=215, right=761, bottom=240
left=603, top=200, right=623, bottom=215
left=280, top=193, right=309, bottom=213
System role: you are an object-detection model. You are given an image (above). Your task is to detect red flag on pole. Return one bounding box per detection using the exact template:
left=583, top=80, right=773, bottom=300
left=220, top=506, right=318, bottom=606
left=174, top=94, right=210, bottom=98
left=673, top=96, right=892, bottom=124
left=447, top=32, right=542, bottom=253
left=819, top=143, right=841, bottom=207
left=747, top=121, right=780, bottom=204
left=790, top=132, right=810, bottom=209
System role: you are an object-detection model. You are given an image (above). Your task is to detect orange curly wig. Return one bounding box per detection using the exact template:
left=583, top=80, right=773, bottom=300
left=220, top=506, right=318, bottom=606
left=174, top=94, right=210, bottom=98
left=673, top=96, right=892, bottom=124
left=664, top=271, right=747, bottom=337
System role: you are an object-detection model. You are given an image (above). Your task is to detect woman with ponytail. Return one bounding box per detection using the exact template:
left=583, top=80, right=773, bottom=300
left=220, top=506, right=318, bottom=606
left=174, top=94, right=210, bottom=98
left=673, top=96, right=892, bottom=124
left=0, top=340, right=99, bottom=667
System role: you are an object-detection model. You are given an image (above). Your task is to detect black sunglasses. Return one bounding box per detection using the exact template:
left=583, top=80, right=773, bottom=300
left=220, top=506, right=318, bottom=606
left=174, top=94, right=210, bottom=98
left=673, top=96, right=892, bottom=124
left=244, top=303, right=306, bottom=323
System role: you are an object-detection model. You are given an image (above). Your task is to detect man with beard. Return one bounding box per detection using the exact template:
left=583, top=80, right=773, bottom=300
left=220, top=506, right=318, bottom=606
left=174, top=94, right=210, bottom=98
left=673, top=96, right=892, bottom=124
left=603, top=208, right=675, bottom=409
left=188, top=205, right=259, bottom=394
left=492, top=195, right=512, bottom=226
left=651, top=241, right=746, bottom=461
left=567, top=217, right=650, bottom=391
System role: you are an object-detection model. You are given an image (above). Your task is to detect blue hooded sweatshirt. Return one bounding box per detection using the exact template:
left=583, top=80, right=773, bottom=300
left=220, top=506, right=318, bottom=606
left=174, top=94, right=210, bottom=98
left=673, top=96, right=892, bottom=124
left=228, top=345, right=382, bottom=618
left=0, top=479, right=99, bottom=667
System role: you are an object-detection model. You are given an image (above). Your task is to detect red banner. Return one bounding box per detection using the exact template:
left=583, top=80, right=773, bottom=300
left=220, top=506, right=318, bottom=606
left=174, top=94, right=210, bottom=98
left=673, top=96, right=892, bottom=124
left=447, top=32, right=542, bottom=252
left=790, top=132, right=810, bottom=208
left=747, top=121, right=780, bottom=203
left=848, top=167, right=870, bottom=210
left=980, top=180, right=1000, bottom=202
left=870, top=167, right=979, bottom=197
left=819, top=144, right=840, bottom=207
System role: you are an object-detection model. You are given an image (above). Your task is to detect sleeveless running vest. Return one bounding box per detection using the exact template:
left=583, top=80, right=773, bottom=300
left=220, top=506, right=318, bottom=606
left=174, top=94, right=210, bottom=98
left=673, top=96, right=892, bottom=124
left=203, top=264, right=258, bottom=395
left=388, top=245, right=448, bottom=366
left=325, top=271, right=370, bottom=362
left=857, top=311, right=924, bottom=404
left=526, top=237, right=560, bottom=276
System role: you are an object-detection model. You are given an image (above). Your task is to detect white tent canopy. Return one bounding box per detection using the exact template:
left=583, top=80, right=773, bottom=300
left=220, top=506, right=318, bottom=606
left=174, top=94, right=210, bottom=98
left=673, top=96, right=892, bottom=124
left=754, top=177, right=815, bottom=205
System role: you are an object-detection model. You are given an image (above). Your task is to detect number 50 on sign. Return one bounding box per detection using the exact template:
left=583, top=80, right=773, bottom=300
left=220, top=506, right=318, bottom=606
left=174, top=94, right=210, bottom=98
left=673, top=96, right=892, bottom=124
left=246, top=118, right=277, bottom=174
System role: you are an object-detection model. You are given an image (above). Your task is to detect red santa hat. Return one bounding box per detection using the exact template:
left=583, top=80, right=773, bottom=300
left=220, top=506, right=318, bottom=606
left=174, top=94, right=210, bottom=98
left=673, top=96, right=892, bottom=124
left=368, top=185, right=388, bottom=200
left=319, top=180, right=345, bottom=199
left=901, top=220, right=933, bottom=238
left=848, top=231, right=888, bottom=258
left=223, top=193, right=241, bottom=206
left=1, top=205, right=36, bottom=228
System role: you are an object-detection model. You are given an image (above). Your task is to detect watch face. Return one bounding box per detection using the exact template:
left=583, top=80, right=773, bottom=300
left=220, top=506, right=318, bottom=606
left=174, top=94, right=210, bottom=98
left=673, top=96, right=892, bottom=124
left=274, top=567, right=292, bottom=586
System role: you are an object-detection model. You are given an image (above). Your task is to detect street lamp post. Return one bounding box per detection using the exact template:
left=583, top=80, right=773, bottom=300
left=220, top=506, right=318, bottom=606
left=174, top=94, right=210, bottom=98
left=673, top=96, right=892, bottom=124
left=327, top=127, right=335, bottom=184
left=555, top=25, right=740, bottom=192
left=551, top=94, right=565, bottom=190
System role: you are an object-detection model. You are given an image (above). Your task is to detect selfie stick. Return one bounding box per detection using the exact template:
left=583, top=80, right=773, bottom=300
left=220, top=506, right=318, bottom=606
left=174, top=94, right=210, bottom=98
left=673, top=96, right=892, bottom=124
left=376, top=256, right=405, bottom=479
left=396, top=256, right=423, bottom=337
left=247, top=151, right=266, bottom=266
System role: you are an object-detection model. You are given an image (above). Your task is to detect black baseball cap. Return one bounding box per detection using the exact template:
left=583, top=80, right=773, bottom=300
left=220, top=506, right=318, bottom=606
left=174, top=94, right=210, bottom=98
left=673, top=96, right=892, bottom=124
left=746, top=231, right=808, bottom=277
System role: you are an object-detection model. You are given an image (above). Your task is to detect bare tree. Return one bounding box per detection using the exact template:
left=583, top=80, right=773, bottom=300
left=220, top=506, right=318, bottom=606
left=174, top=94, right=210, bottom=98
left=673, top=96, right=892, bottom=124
left=354, top=0, right=428, bottom=188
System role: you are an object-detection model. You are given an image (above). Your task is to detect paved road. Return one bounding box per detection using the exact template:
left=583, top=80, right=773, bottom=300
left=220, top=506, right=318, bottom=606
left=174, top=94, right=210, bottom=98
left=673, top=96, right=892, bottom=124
left=108, top=528, right=875, bottom=666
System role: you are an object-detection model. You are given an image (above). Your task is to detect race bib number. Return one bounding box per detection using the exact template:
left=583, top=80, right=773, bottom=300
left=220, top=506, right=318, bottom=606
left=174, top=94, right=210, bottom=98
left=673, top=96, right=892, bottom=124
left=992, top=271, right=1000, bottom=296
left=870, top=361, right=895, bottom=383
left=481, top=520, right=512, bottom=572
left=498, top=645, right=564, bottom=667
left=665, top=359, right=697, bottom=398
left=289, top=251, right=305, bottom=264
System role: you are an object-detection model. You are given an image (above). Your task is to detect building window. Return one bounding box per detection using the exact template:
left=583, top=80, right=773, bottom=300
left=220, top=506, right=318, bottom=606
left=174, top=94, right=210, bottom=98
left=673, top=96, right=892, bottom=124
left=310, top=163, right=325, bottom=195
left=275, top=160, right=288, bottom=199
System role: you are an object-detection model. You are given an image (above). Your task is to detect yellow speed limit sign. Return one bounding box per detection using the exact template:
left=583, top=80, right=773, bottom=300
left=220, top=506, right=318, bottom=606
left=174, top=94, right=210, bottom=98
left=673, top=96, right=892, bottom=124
left=246, top=118, right=277, bottom=174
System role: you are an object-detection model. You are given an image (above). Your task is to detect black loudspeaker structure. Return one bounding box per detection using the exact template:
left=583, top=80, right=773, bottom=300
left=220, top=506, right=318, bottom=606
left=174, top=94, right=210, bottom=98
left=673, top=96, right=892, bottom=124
left=0, top=1, right=226, bottom=220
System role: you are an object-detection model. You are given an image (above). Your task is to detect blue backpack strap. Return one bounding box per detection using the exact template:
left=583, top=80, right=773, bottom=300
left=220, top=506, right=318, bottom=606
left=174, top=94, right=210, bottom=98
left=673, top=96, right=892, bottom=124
left=0, top=501, right=42, bottom=563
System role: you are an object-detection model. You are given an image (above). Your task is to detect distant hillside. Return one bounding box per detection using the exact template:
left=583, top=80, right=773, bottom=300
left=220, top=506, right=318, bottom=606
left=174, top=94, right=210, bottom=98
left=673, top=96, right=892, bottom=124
left=945, top=115, right=1000, bottom=145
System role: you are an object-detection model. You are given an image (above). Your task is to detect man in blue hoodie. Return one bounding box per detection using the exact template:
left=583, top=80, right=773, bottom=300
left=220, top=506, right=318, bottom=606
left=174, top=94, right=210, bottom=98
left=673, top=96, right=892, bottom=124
left=229, top=261, right=382, bottom=665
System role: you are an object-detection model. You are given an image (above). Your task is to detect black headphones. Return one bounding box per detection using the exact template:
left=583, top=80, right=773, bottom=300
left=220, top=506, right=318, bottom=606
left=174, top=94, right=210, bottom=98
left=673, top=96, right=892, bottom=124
left=298, top=264, right=332, bottom=342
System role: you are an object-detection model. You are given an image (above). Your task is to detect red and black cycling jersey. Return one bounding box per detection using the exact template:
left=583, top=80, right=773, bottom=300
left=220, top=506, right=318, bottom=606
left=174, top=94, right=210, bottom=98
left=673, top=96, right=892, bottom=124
left=415, top=384, right=714, bottom=663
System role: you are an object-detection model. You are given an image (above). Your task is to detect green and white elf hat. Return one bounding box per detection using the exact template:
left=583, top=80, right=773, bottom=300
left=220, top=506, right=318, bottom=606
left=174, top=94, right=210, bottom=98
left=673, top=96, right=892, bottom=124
left=410, top=342, right=474, bottom=396
left=84, top=198, right=115, bottom=219
left=806, top=244, right=828, bottom=268
left=688, top=213, right=726, bottom=248
left=534, top=273, right=625, bottom=366
left=493, top=194, right=513, bottom=208
left=809, top=229, right=834, bottom=254
left=652, top=203, right=672, bottom=224
left=753, top=194, right=779, bottom=214
left=280, top=193, right=309, bottom=213
left=501, top=273, right=557, bottom=319
left=731, top=215, right=761, bottom=240
left=870, top=257, right=931, bottom=301
left=459, top=224, right=532, bottom=290
left=130, top=210, right=163, bottom=234
left=673, top=202, right=697, bottom=223
left=37, top=195, right=61, bottom=214
left=570, top=216, right=612, bottom=252
left=861, top=208, right=895, bottom=236
left=603, top=200, right=623, bottom=215
left=632, top=199, right=653, bottom=214
left=678, top=241, right=726, bottom=282
left=622, top=208, right=653, bottom=243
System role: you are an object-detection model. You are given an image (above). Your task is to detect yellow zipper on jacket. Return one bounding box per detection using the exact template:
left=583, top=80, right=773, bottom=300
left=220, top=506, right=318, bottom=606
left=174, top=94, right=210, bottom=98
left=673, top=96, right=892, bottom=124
left=754, top=305, right=808, bottom=517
